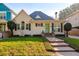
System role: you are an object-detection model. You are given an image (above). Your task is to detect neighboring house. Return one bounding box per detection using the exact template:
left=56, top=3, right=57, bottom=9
left=13, top=10, right=55, bottom=36
left=0, top=3, right=12, bottom=32
left=65, top=10, right=79, bottom=28
left=65, top=10, right=79, bottom=36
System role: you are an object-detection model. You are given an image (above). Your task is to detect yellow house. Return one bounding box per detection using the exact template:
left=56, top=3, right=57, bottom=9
left=13, top=10, right=57, bottom=36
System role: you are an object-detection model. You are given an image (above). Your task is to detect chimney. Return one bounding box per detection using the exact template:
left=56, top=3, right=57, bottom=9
left=55, top=12, right=58, bottom=20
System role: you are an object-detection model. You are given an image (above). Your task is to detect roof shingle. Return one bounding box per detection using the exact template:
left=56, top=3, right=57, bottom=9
left=30, top=11, right=54, bottom=20
left=0, top=3, right=10, bottom=11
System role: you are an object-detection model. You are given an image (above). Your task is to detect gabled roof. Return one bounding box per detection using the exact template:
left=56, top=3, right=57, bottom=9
left=65, top=10, right=79, bottom=19
left=0, top=3, right=10, bottom=11
left=30, top=11, right=54, bottom=20
left=13, top=9, right=32, bottom=21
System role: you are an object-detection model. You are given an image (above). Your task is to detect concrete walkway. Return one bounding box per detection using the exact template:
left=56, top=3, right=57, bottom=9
left=46, top=37, right=79, bottom=56
left=69, top=35, right=79, bottom=39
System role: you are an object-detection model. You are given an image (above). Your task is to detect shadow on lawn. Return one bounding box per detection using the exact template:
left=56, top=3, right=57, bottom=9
left=0, top=36, right=48, bottom=42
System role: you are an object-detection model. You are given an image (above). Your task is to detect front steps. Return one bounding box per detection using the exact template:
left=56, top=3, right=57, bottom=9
left=49, top=41, right=64, bottom=43
left=51, top=43, right=69, bottom=47
left=46, top=37, right=79, bottom=56
left=42, top=33, right=54, bottom=37
left=53, top=47, right=75, bottom=52
left=50, top=39, right=75, bottom=52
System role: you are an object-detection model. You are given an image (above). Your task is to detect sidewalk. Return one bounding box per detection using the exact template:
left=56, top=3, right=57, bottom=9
left=46, top=37, right=79, bottom=56
left=69, top=35, right=79, bottom=39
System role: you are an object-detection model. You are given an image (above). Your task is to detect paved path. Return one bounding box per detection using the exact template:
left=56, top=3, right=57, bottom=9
left=46, top=37, right=79, bottom=56
left=69, top=35, right=79, bottom=39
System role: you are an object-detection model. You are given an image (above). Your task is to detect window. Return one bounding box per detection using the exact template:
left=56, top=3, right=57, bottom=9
left=26, top=24, right=29, bottom=30
left=0, top=12, right=6, bottom=19
left=26, top=23, right=31, bottom=31
left=0, top=16, right=3, bottom=19
left=17, top=24, right=20, bottom=30
left=21, top=21, right=25, bottom=30
left=35, top=23, right=43, bottom=27
left=29, top=23, right=31, bottom=30
left=4, top=16, right=5, bottom=19
left=36, top=23, right=38, bottom=27
left=41, top=23, right=43, bottom=26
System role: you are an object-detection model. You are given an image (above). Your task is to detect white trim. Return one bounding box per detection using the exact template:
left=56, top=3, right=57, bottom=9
left=0, top=11, right=6, bottom=19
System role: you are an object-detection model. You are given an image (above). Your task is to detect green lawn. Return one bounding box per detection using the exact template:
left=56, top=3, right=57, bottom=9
left=63, top=37, right=79, bottom=50
left=0, top=36, right=54, bottom=56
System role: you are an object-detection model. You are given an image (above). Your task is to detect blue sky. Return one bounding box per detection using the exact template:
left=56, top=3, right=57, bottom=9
left=5, top=3, right=72, bottom=18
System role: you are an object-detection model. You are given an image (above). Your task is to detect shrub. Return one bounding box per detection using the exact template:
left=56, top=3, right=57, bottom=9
left=64, top=23, right=72, bottom=37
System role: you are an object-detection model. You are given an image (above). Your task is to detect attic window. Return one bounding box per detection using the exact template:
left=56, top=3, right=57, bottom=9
left=35, top=15, right=41, bottom=19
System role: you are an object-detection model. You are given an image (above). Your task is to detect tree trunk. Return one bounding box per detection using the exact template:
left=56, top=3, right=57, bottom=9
left=65, top=31, right=68, bottom=37
left=2, top=32, right=3, bottom=38
left=12, top=31, right=13, bottom=36
left=11, top=30, right=13, bottom=36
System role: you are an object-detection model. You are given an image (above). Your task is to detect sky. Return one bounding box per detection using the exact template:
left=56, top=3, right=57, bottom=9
left=5, top=3, right=73, bottom=18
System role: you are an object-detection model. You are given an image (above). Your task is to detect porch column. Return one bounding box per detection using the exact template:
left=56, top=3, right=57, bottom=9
left=3, top=24, right=6, bottom=31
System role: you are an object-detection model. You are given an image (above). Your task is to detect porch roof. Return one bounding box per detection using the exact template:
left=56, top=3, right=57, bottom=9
left=0, top=19, right=7, bottom=24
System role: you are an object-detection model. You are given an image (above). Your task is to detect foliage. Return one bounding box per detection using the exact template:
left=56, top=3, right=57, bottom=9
left=7, top=21, right=16, bottom=35
left=64, top=38, right=79, bottom=50
left=0, top=36, right=54, bottom=56
left=64, top=23, right=72, bottom=37
left=64, top=23, right=72, bottom=31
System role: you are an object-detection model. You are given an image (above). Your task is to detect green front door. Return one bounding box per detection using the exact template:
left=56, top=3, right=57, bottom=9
left=45, top=23, right=50, bottom=33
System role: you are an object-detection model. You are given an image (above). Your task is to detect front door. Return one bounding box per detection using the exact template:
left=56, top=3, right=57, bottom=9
left=52, top=23, right=54, bottom=32
left=45, top=23, right=50, bottom=33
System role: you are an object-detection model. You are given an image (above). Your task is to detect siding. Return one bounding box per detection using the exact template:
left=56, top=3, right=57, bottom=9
left=65, top=11, right=79, bottom=27
left=6, top=11, right=11, bottom=21
left=0, top=3, right=11, bottom=21
left=69, top=28, right=79, bottom=36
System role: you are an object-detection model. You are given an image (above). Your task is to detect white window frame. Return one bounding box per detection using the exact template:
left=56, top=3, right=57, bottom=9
left=0, top=11, right=6, bottom=19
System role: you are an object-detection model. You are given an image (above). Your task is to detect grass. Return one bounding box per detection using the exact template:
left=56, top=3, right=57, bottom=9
left=63, top=37, right=79, bottom=50
left=0, top=36, right=54, bottom=56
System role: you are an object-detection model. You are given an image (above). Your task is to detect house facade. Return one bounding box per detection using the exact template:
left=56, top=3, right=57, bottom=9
left=65, top=10, right=79, bottom=36
left=0, top=3, right=12, bottom=32
left=13, top=10, right=55, bottom=36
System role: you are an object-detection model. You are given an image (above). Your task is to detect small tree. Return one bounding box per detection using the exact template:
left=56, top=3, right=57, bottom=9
left=64, top=23, right=72, bottom=37
left=7, top=21, right=16, bottom=36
